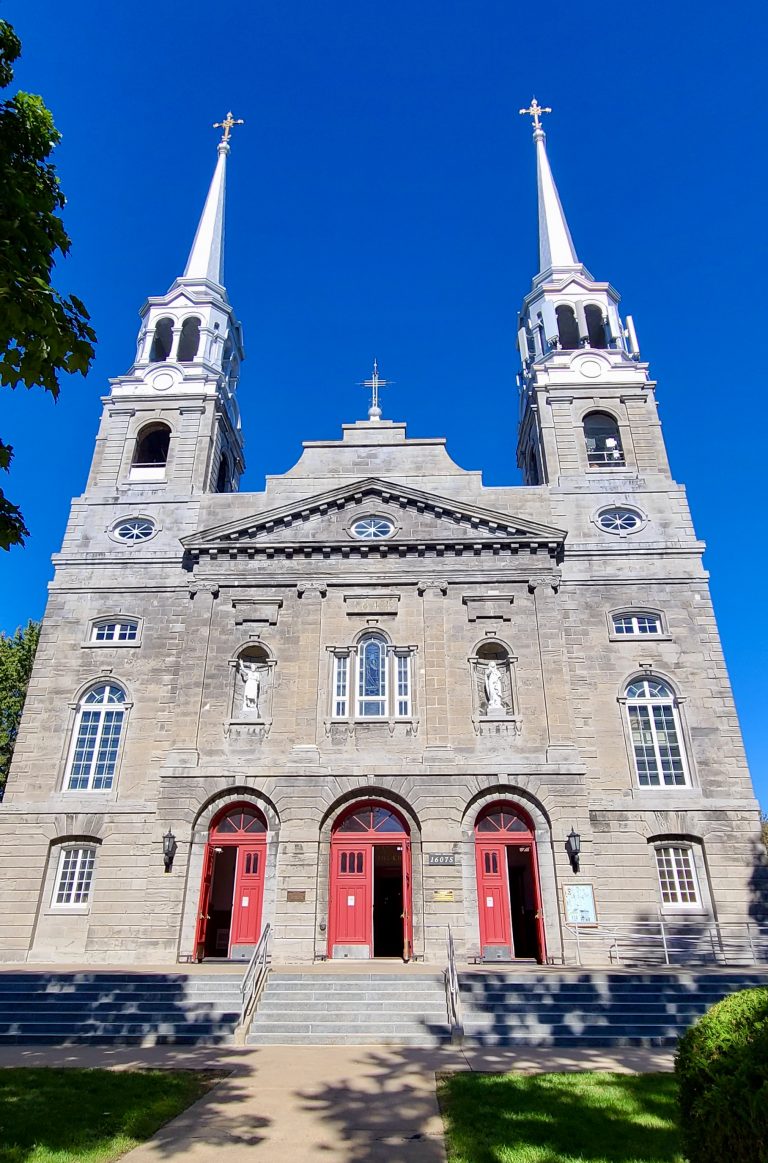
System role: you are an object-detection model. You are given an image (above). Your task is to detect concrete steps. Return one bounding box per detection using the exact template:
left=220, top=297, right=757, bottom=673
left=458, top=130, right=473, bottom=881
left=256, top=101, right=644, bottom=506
left=458, top=969, right=767, bottom=1047
left=0, top=972, right=242, bottom=1045
left=246, top=971, right=450, bottom=1046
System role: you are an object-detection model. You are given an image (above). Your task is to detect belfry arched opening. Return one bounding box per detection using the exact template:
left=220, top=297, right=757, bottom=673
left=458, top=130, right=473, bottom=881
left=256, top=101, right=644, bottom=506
left=328, top=802, right=412, bottom=960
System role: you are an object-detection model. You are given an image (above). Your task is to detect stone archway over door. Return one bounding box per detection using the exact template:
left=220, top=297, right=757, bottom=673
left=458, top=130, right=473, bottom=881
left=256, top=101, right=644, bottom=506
left=328, top=802, right=412, bottom=960
left=475, top=802, right=546, bottom=963
left=194, top=803, right=267, bottom=961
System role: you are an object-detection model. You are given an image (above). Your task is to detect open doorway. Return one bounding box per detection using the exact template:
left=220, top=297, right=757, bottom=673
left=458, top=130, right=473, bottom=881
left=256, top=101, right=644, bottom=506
left=205, top=847, right=236, bottom=957
left=506, top=846, right=539, bottom=959
left=373, top=845, right=404, bottom=956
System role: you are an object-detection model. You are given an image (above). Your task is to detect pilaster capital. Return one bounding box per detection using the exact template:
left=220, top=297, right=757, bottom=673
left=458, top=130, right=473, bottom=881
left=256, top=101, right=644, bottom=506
left=417, top=579, right=449, bottom=596
left=527, top=571, right=561, bottom=594
left=188, top=580, right=220, bottom=599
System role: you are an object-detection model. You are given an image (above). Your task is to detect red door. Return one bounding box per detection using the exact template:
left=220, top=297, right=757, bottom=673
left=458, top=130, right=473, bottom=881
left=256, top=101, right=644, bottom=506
left=476, top=842, right=512, bottom=950
left=194, top=845, right=215, bottom=960
left=230, top=844, right=266, bottom=948
left=475, top=803, right=546, bottom=963
left=328, top=802, right=412, bottom=959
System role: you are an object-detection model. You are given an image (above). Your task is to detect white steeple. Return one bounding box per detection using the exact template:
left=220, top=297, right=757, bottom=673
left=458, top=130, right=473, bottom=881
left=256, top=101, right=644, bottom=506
left=183, top=112, right=243, bottom=286
left=519, top=99, right=579, bottom=274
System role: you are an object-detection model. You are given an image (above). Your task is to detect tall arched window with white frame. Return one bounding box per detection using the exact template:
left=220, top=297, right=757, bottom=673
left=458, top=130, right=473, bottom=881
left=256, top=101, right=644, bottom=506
left=331, top=635, right=413, bottom=723
left=624, top=677, right=689, bottom=787
left=66, top=683, right=127, bottom=791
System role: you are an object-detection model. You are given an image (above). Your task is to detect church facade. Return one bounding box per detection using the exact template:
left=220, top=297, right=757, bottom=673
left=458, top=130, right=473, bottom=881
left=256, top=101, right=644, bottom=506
left=0, top=108, right=762, bottom=967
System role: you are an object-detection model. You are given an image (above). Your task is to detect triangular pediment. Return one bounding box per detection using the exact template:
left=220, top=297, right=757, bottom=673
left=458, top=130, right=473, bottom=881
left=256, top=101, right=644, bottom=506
left=183, top=478, right=566, bottom=559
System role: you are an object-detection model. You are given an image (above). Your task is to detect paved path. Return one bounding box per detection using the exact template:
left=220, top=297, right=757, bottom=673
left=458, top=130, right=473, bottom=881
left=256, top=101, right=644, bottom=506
left=0, top=1043, right=674, bottom=1162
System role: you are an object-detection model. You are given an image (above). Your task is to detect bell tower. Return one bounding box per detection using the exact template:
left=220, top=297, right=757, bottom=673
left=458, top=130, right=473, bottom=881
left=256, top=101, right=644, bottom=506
left=86, top=114, right=246, bottom=497
left=515, top=101, right=671, bottom=486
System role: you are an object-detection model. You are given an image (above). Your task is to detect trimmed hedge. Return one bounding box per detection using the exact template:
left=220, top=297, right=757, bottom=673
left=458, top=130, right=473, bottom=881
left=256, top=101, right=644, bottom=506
left=675, top=985, right=768, bottom=1163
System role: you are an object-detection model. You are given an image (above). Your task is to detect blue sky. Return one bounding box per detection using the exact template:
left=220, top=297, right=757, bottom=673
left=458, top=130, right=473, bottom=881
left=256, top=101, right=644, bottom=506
left=3, top=0, right=767, bottom=806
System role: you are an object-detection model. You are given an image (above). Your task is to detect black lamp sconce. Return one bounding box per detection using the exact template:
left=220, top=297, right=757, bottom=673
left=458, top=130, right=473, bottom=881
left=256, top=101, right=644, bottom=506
left=565, top=828, right=581, bottom=873
left=163, top=828, right=177, bottom=873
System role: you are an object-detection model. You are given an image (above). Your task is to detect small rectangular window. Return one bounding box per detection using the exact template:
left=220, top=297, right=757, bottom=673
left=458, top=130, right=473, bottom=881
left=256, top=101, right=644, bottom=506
left=396, top=654, right=411, bottom=718
left=655, top=846, right=699, bottom=906
left=53, top=846, right=96, bottom=906
left=333, top=654, right=349, bottom=718
left=612, top=613, right=662, bottom=636
left=92, top=620, right=139, bottom=643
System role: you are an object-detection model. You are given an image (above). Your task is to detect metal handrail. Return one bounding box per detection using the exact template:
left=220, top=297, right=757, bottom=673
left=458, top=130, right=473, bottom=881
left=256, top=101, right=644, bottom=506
left=239, top=923, right=271, bottom=1029
left=566, top=919, right=768, bottom=968
left=445, top=925, right=464, bottom=1042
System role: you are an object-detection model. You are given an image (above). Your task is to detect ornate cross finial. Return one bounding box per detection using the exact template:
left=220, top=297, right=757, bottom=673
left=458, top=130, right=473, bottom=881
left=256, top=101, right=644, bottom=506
left=519, top=97, right=552, bottom=133
left=358, top=359, right=392, bottom=421
left=213, top=111, right=244, bottom=144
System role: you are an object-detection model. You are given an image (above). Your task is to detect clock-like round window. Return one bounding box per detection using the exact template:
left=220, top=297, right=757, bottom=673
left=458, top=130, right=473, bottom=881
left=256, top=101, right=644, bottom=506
left=351, top=516, right=395, bottom=540
left=596, top=507, right=642, bottom=534
left=113, top=518, right=156, bottom=543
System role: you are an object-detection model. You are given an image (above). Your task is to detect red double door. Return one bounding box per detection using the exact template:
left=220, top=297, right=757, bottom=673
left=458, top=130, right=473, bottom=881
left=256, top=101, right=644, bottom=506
left=194, top=804, right=267, bottom=960
left=475, top=804, right=546, bottom=962
left=328, top=803, right=413, bottom=960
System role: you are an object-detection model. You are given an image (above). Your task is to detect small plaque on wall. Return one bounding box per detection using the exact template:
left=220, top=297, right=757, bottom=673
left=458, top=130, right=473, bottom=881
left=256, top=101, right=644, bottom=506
left=287, top=890, right=306, bottom=903
left=562, top=883, right=597, bottom=926
left=428, top=853, right=457, bottom=866
left=433, top=890, right=455, bottom=902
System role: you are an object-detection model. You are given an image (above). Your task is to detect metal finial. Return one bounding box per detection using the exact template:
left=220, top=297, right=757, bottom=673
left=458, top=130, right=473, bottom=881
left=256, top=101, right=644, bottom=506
left=519, top=97, right=552, bottom=135
left=358, top=359, right=393, bottom=421
left=213, top=111, right=244, bottom=144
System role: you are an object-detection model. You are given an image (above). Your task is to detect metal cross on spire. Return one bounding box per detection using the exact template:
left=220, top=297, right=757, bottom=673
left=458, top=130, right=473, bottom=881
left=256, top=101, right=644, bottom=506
left=213, top=111, right=244, bottom=144
left=519, top=97, right=552, bottom=134
left=358, top=359, right=392, bottom=421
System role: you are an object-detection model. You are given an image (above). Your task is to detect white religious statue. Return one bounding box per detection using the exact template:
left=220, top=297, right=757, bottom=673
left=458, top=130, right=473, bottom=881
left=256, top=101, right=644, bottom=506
left=237, top=660, right=261, bottom=716
left=484, top=660, right=504, bottom=712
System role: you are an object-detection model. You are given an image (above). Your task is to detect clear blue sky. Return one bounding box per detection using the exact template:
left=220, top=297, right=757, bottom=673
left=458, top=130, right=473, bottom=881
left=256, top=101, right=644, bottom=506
left=3, top=1, right=767, bottom=807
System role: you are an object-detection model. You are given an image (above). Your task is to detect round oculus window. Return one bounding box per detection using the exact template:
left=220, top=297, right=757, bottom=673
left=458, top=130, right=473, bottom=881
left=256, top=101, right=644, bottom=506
left=597, top=507, right=642, bottom=533
left=113, top=518, right=156, bottom=543
left=351, top=516, right=395, bottom=540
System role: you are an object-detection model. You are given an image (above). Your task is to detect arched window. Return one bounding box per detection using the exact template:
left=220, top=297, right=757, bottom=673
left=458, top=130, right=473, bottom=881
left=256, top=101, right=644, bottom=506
left=149, top=318, right=173, bottom=362
left=210, top=804, right=268, bottom=836
left=66, top=683, right=127, bottom=791
left=624, top=677, right=689, bottom=787
left=216, top=453, right=230, bottom=493
left=556, top=304, right=580, bottom=350
left=331, top=634, right=413, bottom=722
left=585, top=304, right=608, bottom=349
left=583, top=411, right=625, bottom=467
left=132, top=423, right=171, bottom=470
left=177, top=317, right=201, bottom=362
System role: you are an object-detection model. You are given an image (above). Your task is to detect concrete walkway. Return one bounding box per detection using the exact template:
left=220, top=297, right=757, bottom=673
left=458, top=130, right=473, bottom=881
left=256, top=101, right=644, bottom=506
left=0, top=1043, right=674, bottom=1162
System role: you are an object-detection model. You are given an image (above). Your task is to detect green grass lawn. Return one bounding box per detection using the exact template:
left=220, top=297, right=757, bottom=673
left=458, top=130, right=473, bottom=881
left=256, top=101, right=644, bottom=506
left=438, top=1071, right=684, bottom=1163
left=0, top=1067, right=219, bottom=1163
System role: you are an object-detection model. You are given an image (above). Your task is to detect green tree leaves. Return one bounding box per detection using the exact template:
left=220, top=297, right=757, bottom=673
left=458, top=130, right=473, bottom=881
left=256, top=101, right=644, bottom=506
left=0, top=619, right=40, bottom=795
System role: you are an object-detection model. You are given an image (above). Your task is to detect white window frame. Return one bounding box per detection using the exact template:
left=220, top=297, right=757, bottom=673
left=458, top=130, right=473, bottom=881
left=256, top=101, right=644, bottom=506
left=609, top=610, right=668, bottom=641
left=86, top=617, right=142, bottom=647
left=622, top=677, right=690, bottom=788
left=330, top=640, right=414, bottom=723
left=654, top=844, right=700, bottom=909
left=65, top=683, right=129, bottom=792
left=52, top=845, right=97, bottom=907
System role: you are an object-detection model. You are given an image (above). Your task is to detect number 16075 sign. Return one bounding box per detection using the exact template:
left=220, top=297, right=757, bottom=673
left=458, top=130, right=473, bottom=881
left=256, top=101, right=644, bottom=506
left=428, top=853, right=457, bottom=866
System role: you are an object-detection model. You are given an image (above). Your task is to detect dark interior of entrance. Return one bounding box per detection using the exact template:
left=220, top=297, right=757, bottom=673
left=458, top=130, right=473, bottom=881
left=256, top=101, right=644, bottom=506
left=205, top=847, right=236, bottom=957
left=506, top=846, right=539, bottom=960
left=373, top=845, right=403, bottom=957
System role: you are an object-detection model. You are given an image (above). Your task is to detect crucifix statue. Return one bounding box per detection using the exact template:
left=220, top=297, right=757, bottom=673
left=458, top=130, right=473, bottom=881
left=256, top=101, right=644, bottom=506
left=359, top=359, right=392, bottom=421
left=213, top=111, right=245, bottom=144
left=519, top=98, right=552, bottom=133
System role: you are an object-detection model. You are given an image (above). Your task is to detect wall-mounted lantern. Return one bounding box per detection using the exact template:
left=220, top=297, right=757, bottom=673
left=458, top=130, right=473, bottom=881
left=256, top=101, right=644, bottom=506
left=163, top=828, right=177, bottom=873
left=565, top=828, right=581, bottom=873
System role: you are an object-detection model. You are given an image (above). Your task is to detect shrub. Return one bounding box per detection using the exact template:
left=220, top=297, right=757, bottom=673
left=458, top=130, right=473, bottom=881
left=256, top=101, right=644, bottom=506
left=675, top=985, right=768, bottom=1163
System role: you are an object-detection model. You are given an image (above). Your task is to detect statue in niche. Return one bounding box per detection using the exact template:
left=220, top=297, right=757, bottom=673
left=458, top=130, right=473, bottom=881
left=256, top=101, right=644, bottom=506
left=484, top=660, right=505, bottom=711
left=237, top=659, right=262, bottom=716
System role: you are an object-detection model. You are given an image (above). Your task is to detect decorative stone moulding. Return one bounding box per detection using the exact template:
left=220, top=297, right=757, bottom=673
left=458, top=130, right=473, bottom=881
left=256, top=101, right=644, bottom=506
left=462, top=594, right=515, bottom=621
left=232, top=598, right=283, bottom=626
left=344, top=593, right=400, bottom=617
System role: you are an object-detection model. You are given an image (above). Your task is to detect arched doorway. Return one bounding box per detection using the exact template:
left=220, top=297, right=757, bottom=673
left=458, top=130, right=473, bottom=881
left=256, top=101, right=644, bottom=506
left=475, top=802, right=546, bottom=963
left=194, top=803, right=267, bottom=961
left=329, top=802, right=412, bottom=961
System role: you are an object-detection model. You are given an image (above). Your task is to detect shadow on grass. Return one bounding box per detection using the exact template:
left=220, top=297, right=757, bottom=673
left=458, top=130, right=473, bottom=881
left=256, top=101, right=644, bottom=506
left=0, top=1067, right=227, bottom=1163
left=437, top=1071, right=684, bottom=1163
